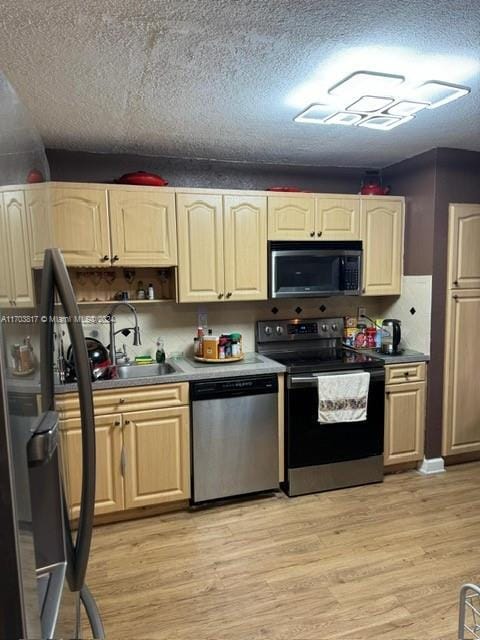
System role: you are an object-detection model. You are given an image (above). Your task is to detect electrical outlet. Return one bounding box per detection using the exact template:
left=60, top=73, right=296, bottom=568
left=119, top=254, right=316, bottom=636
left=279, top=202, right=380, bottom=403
left=357, top=306, right=367, bottom=320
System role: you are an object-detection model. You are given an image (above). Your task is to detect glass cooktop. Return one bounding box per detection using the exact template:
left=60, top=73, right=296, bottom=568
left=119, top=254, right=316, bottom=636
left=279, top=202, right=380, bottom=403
left=265, top=348, right=384, bottom=373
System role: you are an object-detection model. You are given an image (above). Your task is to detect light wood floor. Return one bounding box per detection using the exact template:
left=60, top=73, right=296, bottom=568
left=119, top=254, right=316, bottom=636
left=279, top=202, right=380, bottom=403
left=85, top=463, right=480, bottom=639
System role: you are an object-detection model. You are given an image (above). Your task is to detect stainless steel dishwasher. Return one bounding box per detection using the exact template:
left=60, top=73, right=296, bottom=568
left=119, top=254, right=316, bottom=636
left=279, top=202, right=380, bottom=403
left=191, top=374, right=279, bottom=503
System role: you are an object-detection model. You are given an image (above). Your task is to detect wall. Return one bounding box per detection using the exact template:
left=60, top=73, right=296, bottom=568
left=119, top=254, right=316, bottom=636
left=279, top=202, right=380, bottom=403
left=45, top=149, right=366, bottom=193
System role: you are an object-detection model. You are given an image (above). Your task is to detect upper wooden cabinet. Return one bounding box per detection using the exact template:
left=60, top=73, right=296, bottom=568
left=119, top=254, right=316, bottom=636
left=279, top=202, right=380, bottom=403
left=176, top=193, right=267, bottom=303
left=223, top=195, right=267, bottom=301
left=315, top=196, right=361, bottom=240
left=0, top=190, right=35, bottom=308
left=268, top=196, right=315, bottom=240
left=361, top=197, right=404, bottom=296
left=108, top=189, right=177, bottom=266
left=52, top=185, right=111, bottom=266
left=176, top=193, right=225, bottom=303
left=25, top=185, right=53, bottom=268
left=448, top=204, right=480, bottom=289
left=443, top=290, right=480, bottom=456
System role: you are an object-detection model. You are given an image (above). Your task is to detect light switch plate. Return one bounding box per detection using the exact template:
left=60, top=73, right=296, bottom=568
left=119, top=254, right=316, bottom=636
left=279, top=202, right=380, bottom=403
left=357, top=306, right=367, bottom=320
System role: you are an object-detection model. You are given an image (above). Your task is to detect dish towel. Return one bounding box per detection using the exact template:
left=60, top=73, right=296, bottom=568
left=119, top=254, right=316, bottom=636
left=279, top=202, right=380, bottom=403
left=317, top=371, right=370, bottom=423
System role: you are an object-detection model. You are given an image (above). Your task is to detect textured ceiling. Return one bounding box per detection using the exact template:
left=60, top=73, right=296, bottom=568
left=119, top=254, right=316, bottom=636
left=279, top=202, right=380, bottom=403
left=0, top=0, right=479, bottom=168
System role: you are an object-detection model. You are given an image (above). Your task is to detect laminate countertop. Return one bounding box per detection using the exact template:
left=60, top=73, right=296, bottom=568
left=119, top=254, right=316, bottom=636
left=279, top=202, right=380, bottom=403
left=356, top=349, right=429, bottom=365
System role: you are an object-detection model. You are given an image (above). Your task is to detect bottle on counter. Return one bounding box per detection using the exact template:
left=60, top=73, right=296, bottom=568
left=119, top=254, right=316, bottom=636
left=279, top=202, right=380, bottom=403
left=137, top=281, right=146, bottom=300
left=155, top=337, right=166, bottom=363
left=203, top=330, right=219, bottom=360
left=366, top=327, right=377, bottom=349
left=230, top=333, right=242, bottom=357
left=147, top=283, right=155, bottom=300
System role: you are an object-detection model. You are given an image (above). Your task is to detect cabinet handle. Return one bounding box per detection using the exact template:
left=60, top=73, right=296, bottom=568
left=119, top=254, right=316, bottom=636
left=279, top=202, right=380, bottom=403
left=386, top=391, right=390, bottom=395
left=218, top=293, right=224, bottom=299
left=101, top=255, right=109, bottom=262
left=362, top=288, right=366, bottom=294
left=453, top=295, right=459, bottom=301
left=453, top=280, right=459, bottom=286
left=114, top=420, right=120, bottom=426
left=124, top=419, right=130, bottom=425
left=317, top=231, right=322, bottom=237
left=404, top=371, right=410, bottom=377
left=309, top=231, right=315, bottom=237
left=226, top=292, right=232, bottom=298
left=119, top=398, right=125, bottom=404
left=112, top=255, right=119, bottom=262
left=120, top=447, right=126, bottom=476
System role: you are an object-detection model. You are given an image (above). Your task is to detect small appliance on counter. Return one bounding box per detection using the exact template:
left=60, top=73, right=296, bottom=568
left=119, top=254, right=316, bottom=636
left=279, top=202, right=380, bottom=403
left=381, top=319, right=402, bottom=355
left=193, top=327, right=243, bottom=363
left=10, top=336, right=36, bottom=376
left=62, top=337, right=114, bottom=382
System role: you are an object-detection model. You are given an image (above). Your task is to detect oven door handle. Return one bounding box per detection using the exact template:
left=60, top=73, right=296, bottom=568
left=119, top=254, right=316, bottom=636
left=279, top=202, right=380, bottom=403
left=288, top=369, right=384, bottom=388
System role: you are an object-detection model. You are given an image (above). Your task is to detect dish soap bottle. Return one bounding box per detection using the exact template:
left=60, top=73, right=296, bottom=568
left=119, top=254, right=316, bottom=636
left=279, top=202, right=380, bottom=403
left=155, top=337, right=166, bottom=363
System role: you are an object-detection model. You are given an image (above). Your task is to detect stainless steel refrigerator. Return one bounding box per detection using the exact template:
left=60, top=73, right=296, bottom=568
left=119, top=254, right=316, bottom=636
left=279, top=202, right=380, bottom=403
left=0, top=73, right=103, bottom=639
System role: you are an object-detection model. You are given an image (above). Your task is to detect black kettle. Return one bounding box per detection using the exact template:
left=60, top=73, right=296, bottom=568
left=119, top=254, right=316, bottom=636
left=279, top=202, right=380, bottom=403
left=381, top=319, right=402, bottom=355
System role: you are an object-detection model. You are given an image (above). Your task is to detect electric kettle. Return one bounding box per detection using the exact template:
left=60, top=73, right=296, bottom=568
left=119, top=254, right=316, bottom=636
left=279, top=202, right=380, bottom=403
left=381, top=319, right=402, bottom=355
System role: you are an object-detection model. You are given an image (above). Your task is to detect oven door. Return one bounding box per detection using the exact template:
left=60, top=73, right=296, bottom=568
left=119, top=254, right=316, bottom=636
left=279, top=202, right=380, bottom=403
left=285, top=368, right=385, bottom=495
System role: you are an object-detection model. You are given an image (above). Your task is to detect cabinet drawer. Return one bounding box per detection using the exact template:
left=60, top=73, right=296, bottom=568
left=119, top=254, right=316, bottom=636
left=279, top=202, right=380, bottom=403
left=56, top=382, right=189, bottom=419
left=385, top=362, right=426, bottom=385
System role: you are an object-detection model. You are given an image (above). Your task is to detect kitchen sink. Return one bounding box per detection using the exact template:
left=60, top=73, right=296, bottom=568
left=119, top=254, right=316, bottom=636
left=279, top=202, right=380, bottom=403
left=117, top=362, right=179, bottom=379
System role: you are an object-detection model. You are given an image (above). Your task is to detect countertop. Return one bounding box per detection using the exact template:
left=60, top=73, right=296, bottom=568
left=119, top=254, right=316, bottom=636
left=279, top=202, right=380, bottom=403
left=51, top=352, right=285, bottom=394
left=356, top=348, right=429, bottom=365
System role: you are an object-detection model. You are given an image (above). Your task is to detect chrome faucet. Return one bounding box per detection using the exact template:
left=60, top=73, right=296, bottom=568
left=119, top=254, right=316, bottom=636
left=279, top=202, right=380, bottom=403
left=107, top=302, right=141, bottom=366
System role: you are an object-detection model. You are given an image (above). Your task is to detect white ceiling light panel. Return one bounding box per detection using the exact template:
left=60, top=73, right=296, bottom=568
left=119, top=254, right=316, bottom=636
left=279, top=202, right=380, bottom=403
left=346, top=95, right=394, bottom=112
left=293, top=103, right=338, bottom=124
left=324, top=112, right=365, bottom=126
left=359, top=115, right=414, bottom=130
left=407, top=81, right=471, bottom=109
left=386, top=100, right=429, bottom=116
left=328, top=71, right=405, bottom=97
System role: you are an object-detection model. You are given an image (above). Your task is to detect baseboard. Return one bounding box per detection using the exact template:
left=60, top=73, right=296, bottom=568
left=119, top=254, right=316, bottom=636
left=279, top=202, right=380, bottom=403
left=417, top=457, right=446, bottom=475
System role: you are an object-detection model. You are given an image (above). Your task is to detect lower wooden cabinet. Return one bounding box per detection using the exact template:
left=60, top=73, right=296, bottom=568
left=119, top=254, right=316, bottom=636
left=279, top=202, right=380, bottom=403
left=123, top=406, right=190, bottom=508
left=60, top=414, right=125, bottom=517
left=384, top=379, right=426, bottom=466
left=58, top=383, right=191, bottom=519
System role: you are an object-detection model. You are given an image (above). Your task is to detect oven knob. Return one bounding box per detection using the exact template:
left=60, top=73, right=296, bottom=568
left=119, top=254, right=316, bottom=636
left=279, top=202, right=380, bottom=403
left=321, top=324, right=328, bottom=332
left=275, top=326, right=284, bottom=336
left=264, top=326, right=272, bottom=336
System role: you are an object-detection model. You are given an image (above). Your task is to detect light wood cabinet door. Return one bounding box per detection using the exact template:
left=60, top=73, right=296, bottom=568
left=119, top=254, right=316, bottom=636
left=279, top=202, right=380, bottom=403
left=443, top=290, right=480, bottom=455
left=223, top=195, right=267, bottom=301
left=176, top=194, right=225, bottom=302
left=361, top=198, right=403, bottom=295
left=108, top=189, right=177, bottom=266
left=3, top=191, right=35, bottom=307
left=123, top=406, right=190, bottom=508
left=60, top=414, right=125, bottom=517
left=0, top=195, right=13, bottom=307
left=267, top=196, right=315, bottom=240
left=25, top=185, right=53, bottom=268
left=315, top=196, right=361, bottom=240
left=52, top=186, right=111, bottom=266
left=384, top=381, right=425, bottom=465
left=448, top=204, right=480, bottom=289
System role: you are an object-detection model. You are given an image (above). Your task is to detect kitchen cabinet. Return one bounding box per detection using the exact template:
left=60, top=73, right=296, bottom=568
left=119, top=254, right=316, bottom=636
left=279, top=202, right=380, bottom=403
left=176, top=193, right=267, bottom=303
left=315, top=196, right=361, bottom=240
left=384, top=376, right=426, bottom=466
left=267, top=195, right=315, bottom=240
left=0, top=190, right=35, bottom=308
left=108, top=189, right=177, bottom=266
left=123, top=406, right=190, bottom=508
left=57, top=382, right=190, bottom=519
left=25, top=184, right=53, bottom=268
left=443, top=290, right=480, bottom=456
left=361, top=197, right=403, bottom=295
left=60, top=414, right=125, bottom=517
left=447, top=204, right=480, bottom=289
left=52, top=185, right=111, bottom=266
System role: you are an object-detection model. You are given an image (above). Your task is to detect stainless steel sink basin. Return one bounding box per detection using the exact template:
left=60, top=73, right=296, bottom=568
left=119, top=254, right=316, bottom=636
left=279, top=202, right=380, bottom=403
left=117, top=362, right=178, bottom=379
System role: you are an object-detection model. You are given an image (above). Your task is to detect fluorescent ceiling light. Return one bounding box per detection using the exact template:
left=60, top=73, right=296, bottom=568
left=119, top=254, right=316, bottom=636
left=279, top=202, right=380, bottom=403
left=386, top=100, right=429, bottom=116
left=329, top=71, right=404, bottom=98
left=359, top=115, right=414, bottom=130
left=324, top=112, right=364, bottom=126
left=407, top=81, right=470, bottom=109
left=346, top=95, right=394, bottom=112
left=294, top=103, right=337, bottom=124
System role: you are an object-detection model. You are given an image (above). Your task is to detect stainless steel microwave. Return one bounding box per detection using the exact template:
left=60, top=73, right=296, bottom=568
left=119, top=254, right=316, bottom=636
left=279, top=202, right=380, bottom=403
left=269, top=241, right=362, bottom=298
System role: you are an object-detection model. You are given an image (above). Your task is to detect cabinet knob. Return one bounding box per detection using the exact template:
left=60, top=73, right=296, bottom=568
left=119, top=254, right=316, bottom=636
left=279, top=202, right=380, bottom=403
left=226, top=292, right=232, bottom=298
left=317, top=231, right=322, bottom=237
left=124, top=419, right=130, bottom=425
left=453, top=295, right=459, bottom=301
left=119, top=398, right=125, bottom=404
left=310, top=231, right=315, bottom=237
left=101, top=255, right=109, bottom=262
left=218, top=293, right=224, bottom=299
left=404, top=372, right=410, bottom=377
left=362, top=288, right=366, bottom=294
left=114, top=421, right=120, bottom=426
left=112, top=255, right=119, bottom=262
left=453, top=280, right=459, bottom=286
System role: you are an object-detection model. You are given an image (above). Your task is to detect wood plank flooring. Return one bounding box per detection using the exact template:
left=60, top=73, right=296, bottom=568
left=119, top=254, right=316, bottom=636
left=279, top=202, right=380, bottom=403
left=84, top=463, right=480, bottom=639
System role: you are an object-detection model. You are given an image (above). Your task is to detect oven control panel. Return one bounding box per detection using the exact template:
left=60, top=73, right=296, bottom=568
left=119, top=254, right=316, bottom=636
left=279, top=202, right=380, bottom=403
left=257, top=318, right=344, bottom=342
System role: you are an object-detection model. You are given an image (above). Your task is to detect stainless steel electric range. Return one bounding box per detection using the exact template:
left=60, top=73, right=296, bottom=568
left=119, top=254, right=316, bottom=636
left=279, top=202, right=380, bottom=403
left=256, top=317, right=385, bottom=497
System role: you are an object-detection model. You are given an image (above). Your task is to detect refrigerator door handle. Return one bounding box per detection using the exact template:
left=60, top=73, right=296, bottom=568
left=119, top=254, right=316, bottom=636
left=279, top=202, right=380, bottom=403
left=40, top=248, right=96, bottom=594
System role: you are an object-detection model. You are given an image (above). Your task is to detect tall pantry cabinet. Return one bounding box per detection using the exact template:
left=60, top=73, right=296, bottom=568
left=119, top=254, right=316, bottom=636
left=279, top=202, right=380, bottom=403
left=443, top=203, right=480, bottom=456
